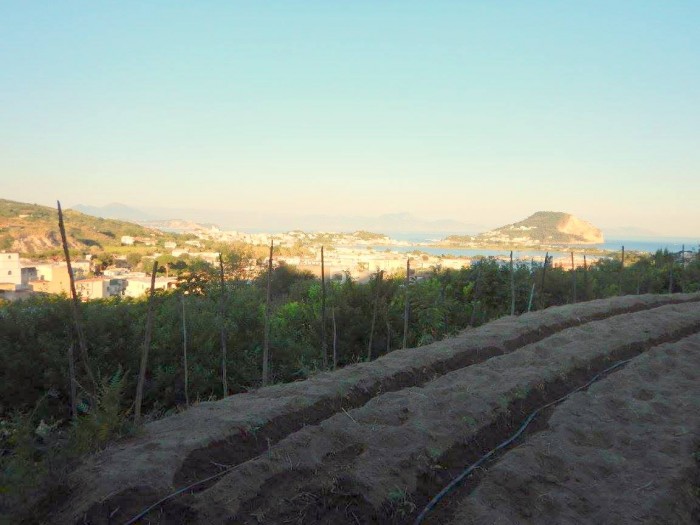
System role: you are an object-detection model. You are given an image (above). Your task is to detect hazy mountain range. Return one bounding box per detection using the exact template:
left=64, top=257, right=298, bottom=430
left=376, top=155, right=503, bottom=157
left=70, top=202, right=683, bottom=241
left=71, top=203, right=487, bottom=234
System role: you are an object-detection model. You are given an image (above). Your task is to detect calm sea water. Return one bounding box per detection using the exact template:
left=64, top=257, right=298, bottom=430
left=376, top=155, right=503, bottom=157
left=379, top=232, right=699, bottom=258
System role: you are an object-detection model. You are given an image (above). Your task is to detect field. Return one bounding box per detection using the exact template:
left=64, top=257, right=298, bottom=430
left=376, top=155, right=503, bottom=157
left=56, top=294, right=700, bottom=524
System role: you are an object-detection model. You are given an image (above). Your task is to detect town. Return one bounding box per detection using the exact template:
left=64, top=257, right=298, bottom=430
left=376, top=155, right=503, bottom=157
left=0, top=228, right=474, bottom=301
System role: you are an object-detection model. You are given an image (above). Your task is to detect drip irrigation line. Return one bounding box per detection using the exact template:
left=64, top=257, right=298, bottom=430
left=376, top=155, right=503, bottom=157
left=122, top=462, right=245, bottom=525
left=413, top=357, right=633, bottom=525
left=124, top=357, right=632, bottom=525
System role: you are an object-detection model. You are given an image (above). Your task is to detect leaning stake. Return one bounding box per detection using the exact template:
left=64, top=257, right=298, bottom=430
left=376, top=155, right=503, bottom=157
left=57, top=201, right=96, bottom=394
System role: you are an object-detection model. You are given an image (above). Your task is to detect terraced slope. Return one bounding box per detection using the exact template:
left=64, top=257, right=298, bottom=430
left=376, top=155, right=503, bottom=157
left=58, top=294, right=700, bottom=524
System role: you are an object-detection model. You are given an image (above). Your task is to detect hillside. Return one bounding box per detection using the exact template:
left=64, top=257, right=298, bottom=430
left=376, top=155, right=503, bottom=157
left=0, top=199, right=171, bottom=254
left=446, top=211, right=604, bottom=246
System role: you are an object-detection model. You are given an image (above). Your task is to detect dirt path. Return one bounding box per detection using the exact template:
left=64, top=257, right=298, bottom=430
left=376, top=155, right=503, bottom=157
left=443, top=333, right=700, bottom=525
left=56, top=294, right=700, bottom=524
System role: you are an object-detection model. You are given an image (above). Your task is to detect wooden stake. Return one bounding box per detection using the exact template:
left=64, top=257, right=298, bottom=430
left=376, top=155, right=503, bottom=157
left=527, top=282, right=536, bottom=313
left=619, top=246, right=625, bottom=295
left=539, top=252, right=549, bottom=309
left=386, top=314, right=391, bottom=354
left=368, top=270, right=383, bottom=360
left=219, top=254, right=228, bottom=397
left=402, top=258, right=410, bottom=349
left=509, top=250, right=515, bottom=316
left=67, top=343, right=77, bottom=421
left=135, top=260, right=158, bottom=423
left=321, top=246, right=327, bottom=369
left=181, top=292, right=189, bottom=408
left=583, top=254, right=588, bottom=301
left=332, top=305, right=337, bottom=371
left=571, top=251, right=577, bottom=304
left=470, top=262, right=483, bottom=325
left=57, top=201, right=97, bottom=394
left=262, top=240, right=273, bottom=386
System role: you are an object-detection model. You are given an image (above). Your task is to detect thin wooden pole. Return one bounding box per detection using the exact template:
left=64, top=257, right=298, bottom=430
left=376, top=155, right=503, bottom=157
left=332, top=305, right=337, bottom=370
left=571, top=251, right=577, bottom=303
left=619, top=246, right=625, bottom=295
left=539, top=252, right=549, bottom=309
left=668, top=251, right=674, bottom=294
left=57, top=201, right=96, bottom=394
left=67, top=343, right=78, bottom=421
left=509, top=250, right=515, bottom=316
left=583, top=254, right=588, bottom=301
left=181, top=292, right=189, bottom=408
left=403, top=258, right=410, bottom=349
left=470, top=262, right=483, bottom=325
left=527, top=282, right=536, bottom=313
left=681, top=244, right=686, bottom=293
left=135, top=260, right=158, bottom=423
left=321, top=246, right=327, bottom=369
left=368, top=270, right=383, bottom=360
left=386, top=312, right=391, bottom=354
left=262, top=240, right=273, bottom=386
left=219, top=254, right=228, bottom=397
left=527, top=258, right=536, bottom=312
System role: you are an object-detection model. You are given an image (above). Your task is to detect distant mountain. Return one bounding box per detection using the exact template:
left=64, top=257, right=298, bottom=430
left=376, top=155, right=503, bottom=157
left=0, top=198, right=170, bottom=254
left=84, top=205, right=484, bottom=234
left=72, top=202, right=157, bottom=222
left=446, top=211, right=604, bottom=246
left=142, top=219, right=221, bottom=233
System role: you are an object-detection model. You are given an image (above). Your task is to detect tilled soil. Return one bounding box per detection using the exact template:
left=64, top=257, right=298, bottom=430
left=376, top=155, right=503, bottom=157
left=55, top=294, right=700, bottom=524
left=443, top=333, right=700, bottom=525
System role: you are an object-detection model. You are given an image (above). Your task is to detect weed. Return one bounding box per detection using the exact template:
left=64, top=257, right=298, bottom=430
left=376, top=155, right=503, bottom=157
left=386, top=486, right=416, bottom=519
left=461, top=415, right=477, bottom=427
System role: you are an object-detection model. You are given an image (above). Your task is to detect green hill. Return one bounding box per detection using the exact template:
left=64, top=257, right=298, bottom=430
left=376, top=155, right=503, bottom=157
left=0, top=198, right=177, bottom=255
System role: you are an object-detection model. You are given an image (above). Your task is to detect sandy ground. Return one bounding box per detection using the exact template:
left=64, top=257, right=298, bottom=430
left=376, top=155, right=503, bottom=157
left=446, top=333, right=700, bottom=525
left=54, top=293, right=700, bottom=524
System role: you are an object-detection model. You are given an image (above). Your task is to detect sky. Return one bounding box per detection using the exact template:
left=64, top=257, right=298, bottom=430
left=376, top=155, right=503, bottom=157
left=1, top=2, right=699, bottom=236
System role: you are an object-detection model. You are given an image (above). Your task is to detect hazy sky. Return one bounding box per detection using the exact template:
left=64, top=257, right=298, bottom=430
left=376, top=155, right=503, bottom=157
left=1, top=2, right=699, bottom=236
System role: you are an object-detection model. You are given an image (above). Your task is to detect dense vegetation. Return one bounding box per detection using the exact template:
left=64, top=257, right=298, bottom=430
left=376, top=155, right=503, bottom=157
left=2, top=248, right=698, bottom=420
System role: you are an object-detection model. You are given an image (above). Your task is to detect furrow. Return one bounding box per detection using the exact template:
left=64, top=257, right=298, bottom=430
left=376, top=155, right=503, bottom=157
left=441, top=332, right=700, bottom=525
left=64, top=294, right=700, bottom=524
left=172, top=294, right=699, bottom=488
left=168, top=302, right=700, bottom=524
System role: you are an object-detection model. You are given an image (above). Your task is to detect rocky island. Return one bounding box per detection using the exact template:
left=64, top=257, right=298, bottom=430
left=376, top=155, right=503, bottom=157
left=444, top=211, right=604, bottom=247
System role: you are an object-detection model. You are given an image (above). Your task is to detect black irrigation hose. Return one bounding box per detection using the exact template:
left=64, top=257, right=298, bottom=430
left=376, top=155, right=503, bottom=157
left=413, top=357, right=633, bottom=525
left=123, top=462, right=245, bottom=525
left=123, top=358, right=632, bottom=525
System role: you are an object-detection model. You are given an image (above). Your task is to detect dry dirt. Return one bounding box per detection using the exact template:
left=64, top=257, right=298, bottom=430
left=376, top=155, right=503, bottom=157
left=53, top=293, right=700, bottom=524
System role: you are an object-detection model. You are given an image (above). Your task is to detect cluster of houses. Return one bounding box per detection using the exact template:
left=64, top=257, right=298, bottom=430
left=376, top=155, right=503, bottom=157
left=0, top=252, right=177, bottom=301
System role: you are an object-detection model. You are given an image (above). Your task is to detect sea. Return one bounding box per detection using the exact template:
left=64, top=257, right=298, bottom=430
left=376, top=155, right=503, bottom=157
left=375, top=233, right=700, bottom=260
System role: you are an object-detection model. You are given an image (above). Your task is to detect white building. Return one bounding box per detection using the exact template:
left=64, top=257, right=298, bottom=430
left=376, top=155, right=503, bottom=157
left=125, top=276, right=178, bottom=297
left=0, top=252, right=22, bottom=289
